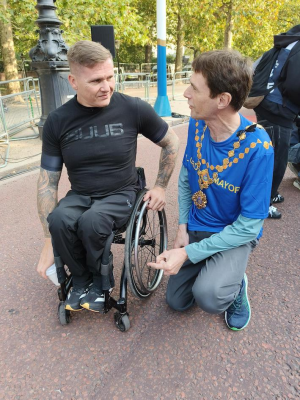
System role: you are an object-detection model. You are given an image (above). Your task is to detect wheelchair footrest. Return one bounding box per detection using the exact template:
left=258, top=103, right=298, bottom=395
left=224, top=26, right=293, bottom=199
left=101, top=252, right=115, bottom=289
left=54, top=256, right=67, bottom=284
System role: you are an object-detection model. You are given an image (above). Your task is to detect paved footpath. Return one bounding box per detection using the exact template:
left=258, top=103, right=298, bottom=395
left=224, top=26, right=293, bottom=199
left=0, top=123, right=299, bottom=400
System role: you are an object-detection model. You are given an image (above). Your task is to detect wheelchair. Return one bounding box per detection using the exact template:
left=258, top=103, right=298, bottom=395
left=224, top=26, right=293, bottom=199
left=54, top=168, right=168, bottom=332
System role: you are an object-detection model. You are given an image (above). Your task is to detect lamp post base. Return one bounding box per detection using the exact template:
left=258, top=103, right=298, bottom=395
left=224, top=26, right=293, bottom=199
left=154, top=95, right=171, bottom=117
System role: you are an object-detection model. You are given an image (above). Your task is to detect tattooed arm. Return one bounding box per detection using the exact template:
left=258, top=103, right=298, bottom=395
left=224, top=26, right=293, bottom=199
left=36, top=167, right=61, bottom=278
left=144, top=128, right=179, bottom=211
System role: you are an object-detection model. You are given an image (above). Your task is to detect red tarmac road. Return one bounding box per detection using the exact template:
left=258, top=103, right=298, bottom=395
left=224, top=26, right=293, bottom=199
left=0, top=122, right=299, bottom=400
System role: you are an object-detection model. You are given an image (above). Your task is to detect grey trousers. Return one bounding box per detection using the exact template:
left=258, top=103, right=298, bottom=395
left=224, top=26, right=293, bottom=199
left=166, top=230, right=257, bottom=314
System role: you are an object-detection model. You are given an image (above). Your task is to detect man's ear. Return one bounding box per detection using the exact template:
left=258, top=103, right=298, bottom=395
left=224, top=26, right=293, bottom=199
left=68, top=74, right=78, bottom=91
left=218, top=92, right=232, bottom=109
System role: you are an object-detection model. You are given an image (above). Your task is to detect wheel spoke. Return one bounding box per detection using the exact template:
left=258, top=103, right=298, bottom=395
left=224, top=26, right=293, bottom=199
left=137, top=245, right=159, bottom=289
left=125, top=192, right=167, bottom=298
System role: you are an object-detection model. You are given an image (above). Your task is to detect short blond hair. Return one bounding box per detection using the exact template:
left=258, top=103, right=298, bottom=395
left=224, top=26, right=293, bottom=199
left=67, top=40, right=112, bottom=72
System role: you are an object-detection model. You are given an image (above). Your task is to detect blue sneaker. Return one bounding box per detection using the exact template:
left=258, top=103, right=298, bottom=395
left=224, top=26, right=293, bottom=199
left=225, top=274, right=251, bottom=331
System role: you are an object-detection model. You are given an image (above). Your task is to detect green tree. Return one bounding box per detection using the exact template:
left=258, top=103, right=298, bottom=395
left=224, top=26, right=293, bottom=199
left=167, top=0, right=186, bottom=72
left=8, top=0, right=37, bottom=56
left=6, top=0, right=300, bottom=68
left=180, top=0, right=291, bottom=59
left=277, top=0, right=300, bottom=32
left=133, top=0, right=157, bottom=63
left=180, top=2, right=222, bottom=57
left=222, top=0, right=286, bottom=58
left=9, top=0, right=149, bottom=62
left=0, top=0, right=21, bottom=94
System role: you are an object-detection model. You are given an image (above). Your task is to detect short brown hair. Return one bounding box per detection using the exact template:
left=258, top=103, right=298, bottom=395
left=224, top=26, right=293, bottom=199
left=192, top=50, right=253, bottom=111
left=67, top=40, right=112, bottom=72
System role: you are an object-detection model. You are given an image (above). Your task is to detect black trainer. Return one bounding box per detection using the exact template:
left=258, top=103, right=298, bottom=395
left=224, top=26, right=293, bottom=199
left=65, top=286, right=90, bottom=311
left=272, top=193, right=284, bottom=203
left=80, top=285, right=106, bottom=312
left=268, top=205, right=282, bottom=219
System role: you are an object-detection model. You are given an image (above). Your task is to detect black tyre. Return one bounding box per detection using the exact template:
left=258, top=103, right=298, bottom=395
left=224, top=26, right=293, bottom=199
left=114, top=312, right=130, bottom=332
left=125, top=189, right=167, bottom=299
left=58, top=302, right=71, bottom=325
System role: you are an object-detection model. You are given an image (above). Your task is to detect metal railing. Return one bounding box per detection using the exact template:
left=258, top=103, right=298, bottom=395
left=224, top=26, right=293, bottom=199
left=114, top=70, right=191, bottom=103
left=0, top=77, right=41, bottom=167
left=141, top=63, right=156, bottom=73
left=0, top=77, right=41, bottom=137
left=0, top=99, right=9, bottom=168
left=0, top=72, right=190, bottom=168
left=172, top=71, right=192, bottom=100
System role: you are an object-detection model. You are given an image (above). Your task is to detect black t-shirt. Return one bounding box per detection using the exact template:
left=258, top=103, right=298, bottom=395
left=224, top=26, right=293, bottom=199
left=41, top=93, right=168, bottom=196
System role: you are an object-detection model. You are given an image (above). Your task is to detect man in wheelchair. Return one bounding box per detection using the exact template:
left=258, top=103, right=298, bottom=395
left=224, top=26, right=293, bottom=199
left=36, top=40, right=179, bottom=313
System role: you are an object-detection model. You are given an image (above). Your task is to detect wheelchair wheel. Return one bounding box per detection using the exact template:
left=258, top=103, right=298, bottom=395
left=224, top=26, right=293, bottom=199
left=58, top=302, right=71, bottom=325
left=114, top=312, right=130, bottom=332
left=125, top=189, right=167, bottom=299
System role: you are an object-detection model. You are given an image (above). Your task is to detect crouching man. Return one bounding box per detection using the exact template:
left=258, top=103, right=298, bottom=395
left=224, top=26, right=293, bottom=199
left=149, top=50, right=274, bottom=331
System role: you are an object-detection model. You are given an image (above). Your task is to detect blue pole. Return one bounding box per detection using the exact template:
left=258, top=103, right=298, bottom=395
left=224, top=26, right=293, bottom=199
left=154, top=0, right=171, bottom=117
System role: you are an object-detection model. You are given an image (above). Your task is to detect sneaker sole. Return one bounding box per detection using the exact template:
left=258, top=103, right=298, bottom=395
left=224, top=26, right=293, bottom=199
left=225, top=273, right=251, bottom=331
left=272, top=198, right=284, bottom=204
left=268, top=213, right=281, bottom=219
left=80, top=302, right=104, bottom=313
left=80, top=288, right=113, bottom=312
left=65, top=304, right=83, bottom=311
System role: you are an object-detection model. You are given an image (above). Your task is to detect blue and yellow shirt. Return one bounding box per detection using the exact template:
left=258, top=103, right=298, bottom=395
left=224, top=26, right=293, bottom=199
left=183, top=115, right=274, bottom=233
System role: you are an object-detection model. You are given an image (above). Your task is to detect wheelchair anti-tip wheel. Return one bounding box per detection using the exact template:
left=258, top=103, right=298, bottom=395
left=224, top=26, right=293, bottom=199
left=125, top=189, right=168, bottom=299
left=58, top=302, right=71, bottom=325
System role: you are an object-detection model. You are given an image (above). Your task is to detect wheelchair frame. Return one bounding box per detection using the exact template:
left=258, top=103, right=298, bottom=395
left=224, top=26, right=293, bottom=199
left=56, top=186, right=168, bottom=332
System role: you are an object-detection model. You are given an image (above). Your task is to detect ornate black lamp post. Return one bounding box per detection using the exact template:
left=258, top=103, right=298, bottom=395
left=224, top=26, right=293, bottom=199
left=29, top=0, right=75, bottom=137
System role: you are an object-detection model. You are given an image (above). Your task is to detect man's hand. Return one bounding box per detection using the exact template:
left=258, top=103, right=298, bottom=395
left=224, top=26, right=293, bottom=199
left=143, top=186, right=166, bottom=211
left=147, top=247, right=188, bottom=276
left=37, top=238, right=54, bottom=279
left=173, top=224, right=189, bottom=248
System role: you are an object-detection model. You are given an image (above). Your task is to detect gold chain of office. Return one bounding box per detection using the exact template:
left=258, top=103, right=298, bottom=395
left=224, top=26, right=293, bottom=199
left=191, top=121, right=272, bottom=209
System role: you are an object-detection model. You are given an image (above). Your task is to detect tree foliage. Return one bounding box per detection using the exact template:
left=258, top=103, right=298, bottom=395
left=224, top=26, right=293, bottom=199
left=8, top=0, right=148, bottom=55
left=0, top=0, right=21, bottom=93
left=2, top=0, right=300, bottom=65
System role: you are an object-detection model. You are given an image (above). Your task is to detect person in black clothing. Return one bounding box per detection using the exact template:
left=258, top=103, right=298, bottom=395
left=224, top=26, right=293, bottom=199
left=253, top=25, right=300, bottom=218
left=36, top=40, right=179, bottom=312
